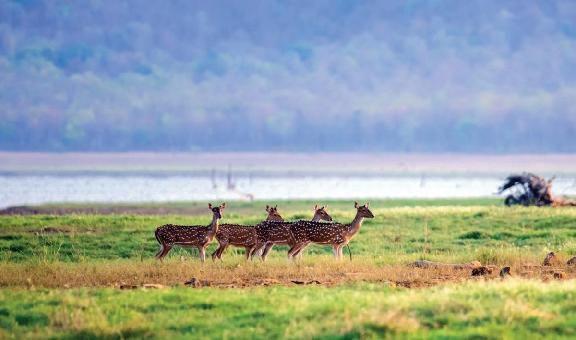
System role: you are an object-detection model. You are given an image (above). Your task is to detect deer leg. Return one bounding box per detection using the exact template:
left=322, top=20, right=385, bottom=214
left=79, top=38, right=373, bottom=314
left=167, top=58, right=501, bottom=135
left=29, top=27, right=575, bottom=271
left=246, top=245, right=256, bottom=260
left=155, top=244, right=165, bottom=259
left=337, top=244, right=345, bottom=259
left=261, top=243, right=275, bottom=261
left=294, top=242, right=308, bottom=258
left=217, top=243, right=226, bottom=261
left=332, top=245, right=339, bottom=258
left=288, top=242, right=306, bottom=259
left=260, top=244, right=268, bottom=262
left=211, top=245, right=221, bottom=262
left=157, top=244, right=172, bottom=260
left=212, top=240, right=227, bottom=261
left=287, top=244, right=298, bottom=259
left=247, top=243, right=255, bottom=259
left=199, top=247, right=206, bottom=262
left=251, top=242, right=267, bottom=261
left=247, top=243, right=257, bottom=259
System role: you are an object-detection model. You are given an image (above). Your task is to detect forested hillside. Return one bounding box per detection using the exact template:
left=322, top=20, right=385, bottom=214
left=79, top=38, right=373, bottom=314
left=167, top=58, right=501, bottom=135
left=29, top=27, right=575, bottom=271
left=1, top=0, right=575, bottom=151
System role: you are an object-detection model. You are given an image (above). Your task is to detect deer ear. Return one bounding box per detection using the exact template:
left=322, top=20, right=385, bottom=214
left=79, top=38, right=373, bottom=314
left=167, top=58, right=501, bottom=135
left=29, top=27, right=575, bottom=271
left=220, top=203, right=226, bottom=209
left=314, top=204, right=318, bottom=210
left=274, top=205, right=278, bottom=209
left=354, top=201, right=359, bottom=208
left=208, top=203, right=213, bottom=209
left=266, top=205, right=270, bottom=212
left=365, top=202, right=369, bottom=208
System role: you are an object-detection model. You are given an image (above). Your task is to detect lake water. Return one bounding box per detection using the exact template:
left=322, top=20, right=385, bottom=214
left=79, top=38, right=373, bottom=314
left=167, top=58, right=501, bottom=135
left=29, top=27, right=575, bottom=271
left=2, top=175, right=576, bottom=208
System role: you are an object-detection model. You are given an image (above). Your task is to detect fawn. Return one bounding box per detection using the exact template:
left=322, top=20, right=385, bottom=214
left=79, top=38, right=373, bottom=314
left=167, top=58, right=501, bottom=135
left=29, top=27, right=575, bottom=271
left=250, top=205, right=333, bottom=261
left=287, top=202, right=374, bottom=259
left=211, top=205, right=283, bottom=261
left=154, top=203, right=225, bottom=262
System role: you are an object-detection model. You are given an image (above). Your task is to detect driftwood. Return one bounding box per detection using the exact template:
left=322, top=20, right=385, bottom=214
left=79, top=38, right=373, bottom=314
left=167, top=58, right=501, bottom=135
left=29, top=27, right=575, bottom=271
left=184, top=277, right=211, bottom=288
left=142, top=283, right=166, bottom=289
left=543, top=252, right=560, bottom=266
left=410, top=260, right=481, bottom=270
left=119, top=283, right=167, bottom=290
left=471, top=266, right=493, bottom=276
left=499, top=266, right=512, bottom=278
left=499, top=172, right=554, bottom=206
left=499, top=172, right=576, bottom=207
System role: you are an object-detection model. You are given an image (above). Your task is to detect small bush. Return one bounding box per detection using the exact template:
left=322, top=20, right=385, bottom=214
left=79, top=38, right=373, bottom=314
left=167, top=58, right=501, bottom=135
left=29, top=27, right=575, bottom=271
left=15, top=313, right=49, bottom=327
left=458, top=231, right=488, bottom=240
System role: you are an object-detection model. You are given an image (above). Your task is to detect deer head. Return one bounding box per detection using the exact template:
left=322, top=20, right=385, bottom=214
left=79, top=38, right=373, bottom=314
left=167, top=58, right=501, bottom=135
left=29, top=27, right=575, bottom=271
left=265, top=205, right=283, bottom=221
left=208, top=202, right=226, bottom=219
left=313, top=205, right=332, bottom=222
left=354, top=201, right=374, bottom=218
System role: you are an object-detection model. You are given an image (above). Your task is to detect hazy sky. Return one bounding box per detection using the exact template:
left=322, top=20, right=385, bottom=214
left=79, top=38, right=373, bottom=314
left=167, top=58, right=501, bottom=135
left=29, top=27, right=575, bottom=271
left=1, top=0, right=576, bottom=152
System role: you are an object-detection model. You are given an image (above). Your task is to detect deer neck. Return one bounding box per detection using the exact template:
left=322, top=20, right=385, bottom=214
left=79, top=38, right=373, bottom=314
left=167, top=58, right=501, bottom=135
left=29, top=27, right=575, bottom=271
left=208, top=214, right=219, bottom=236
left=346, top=213, right=364, bottom=237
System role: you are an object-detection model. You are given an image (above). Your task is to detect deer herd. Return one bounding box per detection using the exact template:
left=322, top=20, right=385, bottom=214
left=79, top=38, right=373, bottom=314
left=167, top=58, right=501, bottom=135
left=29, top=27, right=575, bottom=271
left=154, top=202, right=374, bottom=262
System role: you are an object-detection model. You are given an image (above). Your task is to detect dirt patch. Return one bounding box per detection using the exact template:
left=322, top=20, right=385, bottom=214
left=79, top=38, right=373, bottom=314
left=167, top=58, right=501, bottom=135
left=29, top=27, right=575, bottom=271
left=26, top=226, right=100, bottom=235
left=3, top=260, right=574, bottom=290
left=38, top=227, right=69, bottom=234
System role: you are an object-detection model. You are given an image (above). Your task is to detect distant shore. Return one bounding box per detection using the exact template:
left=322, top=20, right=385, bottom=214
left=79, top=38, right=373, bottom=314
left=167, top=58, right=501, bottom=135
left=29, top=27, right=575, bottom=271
left=2, top=152, right=576, bottom=176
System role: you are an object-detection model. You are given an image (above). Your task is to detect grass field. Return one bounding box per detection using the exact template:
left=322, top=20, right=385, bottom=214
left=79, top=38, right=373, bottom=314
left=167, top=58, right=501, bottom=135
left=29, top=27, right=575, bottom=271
left=1, top=198, right=576, bottom=338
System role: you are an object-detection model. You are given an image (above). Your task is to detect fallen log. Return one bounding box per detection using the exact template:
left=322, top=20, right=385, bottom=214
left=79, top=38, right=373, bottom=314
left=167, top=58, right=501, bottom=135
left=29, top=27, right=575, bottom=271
left=499, top=266, right=512, bottom=278
left=552, top=197, right=576, bottom=207
left=543, top=252, right=560, bottom=266
left=471, top=266, right=493, bottom=276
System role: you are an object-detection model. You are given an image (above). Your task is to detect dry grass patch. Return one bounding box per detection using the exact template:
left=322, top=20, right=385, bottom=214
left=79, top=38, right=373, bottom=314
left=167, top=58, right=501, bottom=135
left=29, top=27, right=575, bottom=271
left=1, top=257, right=575, bottom=289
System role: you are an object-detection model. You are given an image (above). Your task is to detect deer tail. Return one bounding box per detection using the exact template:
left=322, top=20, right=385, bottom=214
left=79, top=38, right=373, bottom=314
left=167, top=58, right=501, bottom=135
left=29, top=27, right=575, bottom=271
left=154, top=226, right=162, bottom=244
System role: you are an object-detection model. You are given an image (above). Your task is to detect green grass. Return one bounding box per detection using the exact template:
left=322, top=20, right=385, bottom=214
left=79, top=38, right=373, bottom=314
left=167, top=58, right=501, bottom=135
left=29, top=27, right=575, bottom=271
left=1, top=280, right=575, bottom=339
left=0, top=198, right=574, bottom=264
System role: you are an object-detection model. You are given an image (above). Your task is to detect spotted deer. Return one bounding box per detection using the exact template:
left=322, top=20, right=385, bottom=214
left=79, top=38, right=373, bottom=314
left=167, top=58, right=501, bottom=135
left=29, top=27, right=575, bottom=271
left=211, top=205, right=283, bottom=261
left=154, top=203, right=225, bottom=262
left=250, top=205, right=333, bottom=261
left=287, top=202, right=374, bottom=259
